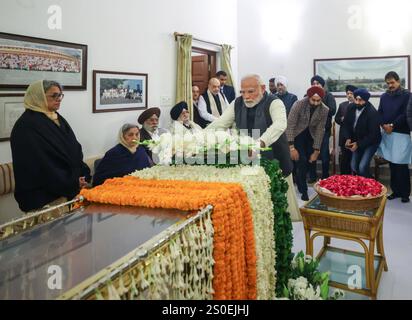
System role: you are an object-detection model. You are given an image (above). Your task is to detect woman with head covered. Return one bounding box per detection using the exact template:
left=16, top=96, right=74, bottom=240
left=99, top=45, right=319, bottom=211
left=92, top=124, right=151, bottom=186
left=10, top=80, right=91, bottom=212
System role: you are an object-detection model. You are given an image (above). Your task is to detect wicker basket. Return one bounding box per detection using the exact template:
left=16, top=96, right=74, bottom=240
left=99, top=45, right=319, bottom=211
left=313, top=182, right=387, bottom=211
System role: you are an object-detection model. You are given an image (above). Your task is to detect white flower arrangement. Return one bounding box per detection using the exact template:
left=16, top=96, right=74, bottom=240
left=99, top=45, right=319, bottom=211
left=283, top=251, right=345, bottom=300
left=138, top=129, right=270, bottom=166
left=131, top=165, right=276, bottom=300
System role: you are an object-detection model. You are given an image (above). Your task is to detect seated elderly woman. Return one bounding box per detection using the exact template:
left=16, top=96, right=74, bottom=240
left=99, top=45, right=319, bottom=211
left=92, top=124, right=151, bottom=186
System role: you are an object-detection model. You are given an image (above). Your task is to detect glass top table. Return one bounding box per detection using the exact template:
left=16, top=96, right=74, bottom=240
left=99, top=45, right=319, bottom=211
left=299, top=194, right=387, bottom=299
left=304, top=195, right=378, bottom=218
left=0, top=205, right=189, bottom=299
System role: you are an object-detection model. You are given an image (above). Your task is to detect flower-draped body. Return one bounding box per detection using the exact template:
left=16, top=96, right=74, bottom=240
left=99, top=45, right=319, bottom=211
left=131, top=165, right=276, bottom=300
left=79, top=176, right=257, bottom=300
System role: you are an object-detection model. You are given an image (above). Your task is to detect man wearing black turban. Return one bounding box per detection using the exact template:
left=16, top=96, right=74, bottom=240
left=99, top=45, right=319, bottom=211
left=169, top=101, right=202, bottom=134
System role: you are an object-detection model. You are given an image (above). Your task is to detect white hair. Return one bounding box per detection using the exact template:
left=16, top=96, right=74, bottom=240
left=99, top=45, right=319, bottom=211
left=241, top=74, right=265, bottom=86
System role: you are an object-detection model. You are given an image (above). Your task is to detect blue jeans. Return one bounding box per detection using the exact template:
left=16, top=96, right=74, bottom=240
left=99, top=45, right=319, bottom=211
left=350, top=144, right=379, bottom=178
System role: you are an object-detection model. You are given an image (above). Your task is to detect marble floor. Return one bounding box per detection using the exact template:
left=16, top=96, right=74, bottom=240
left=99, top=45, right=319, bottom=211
left=293, top=183, right=412, bottom=300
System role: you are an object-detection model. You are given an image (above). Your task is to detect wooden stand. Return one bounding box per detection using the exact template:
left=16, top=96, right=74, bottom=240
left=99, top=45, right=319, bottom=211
left=300, top=195, right=388, bottom=299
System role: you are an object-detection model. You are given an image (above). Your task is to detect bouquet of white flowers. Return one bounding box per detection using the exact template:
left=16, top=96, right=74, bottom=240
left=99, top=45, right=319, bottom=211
left=282, top=251, right=345, bottom=300
left=137, top=129, right=271, bottom=166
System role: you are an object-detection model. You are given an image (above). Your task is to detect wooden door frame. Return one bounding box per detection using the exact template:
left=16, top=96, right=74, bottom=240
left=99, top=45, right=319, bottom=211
left=192, top=47, right=217, bottom=80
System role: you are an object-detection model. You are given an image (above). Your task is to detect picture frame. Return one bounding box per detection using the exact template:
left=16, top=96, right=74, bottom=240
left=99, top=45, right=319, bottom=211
left=0, top=93, right=25, bottom=141
left=0, top=32, right=87, bottom=90
left=314, top=55, right=410, bottom=97
left=93, top=70, right=148, bottom=113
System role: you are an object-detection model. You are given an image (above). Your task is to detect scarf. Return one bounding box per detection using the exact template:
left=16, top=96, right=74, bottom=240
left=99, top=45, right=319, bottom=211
left=118, top=126, right=138, bottom=154
left=24, top=80, right=60, bottom=125
left=207, top=89, right=226, bottom=117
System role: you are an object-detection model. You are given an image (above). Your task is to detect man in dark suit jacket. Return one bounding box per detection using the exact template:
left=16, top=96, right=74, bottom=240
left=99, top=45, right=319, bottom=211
left=216, top=70, right=236, bottom=103
left=342, top=89, right=381, bottom=178
left=335, top=84, right=357, bottom=174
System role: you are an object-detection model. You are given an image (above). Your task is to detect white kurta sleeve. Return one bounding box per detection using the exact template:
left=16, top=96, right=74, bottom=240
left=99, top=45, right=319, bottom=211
left=207, top=102, right=236, bottom=130
left=259, top=99, right=287, bottom=147
left=197, top=96, right=217, bottom=123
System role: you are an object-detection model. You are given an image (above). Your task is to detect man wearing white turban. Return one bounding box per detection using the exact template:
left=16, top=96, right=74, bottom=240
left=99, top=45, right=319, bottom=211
left=275, top=76, right=298, bottom=117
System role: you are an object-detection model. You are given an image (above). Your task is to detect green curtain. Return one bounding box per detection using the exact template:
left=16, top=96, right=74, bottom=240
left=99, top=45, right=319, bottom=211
left=221, top=44, right=235, bottom=91
left=176, top=34, right=193, bottom=120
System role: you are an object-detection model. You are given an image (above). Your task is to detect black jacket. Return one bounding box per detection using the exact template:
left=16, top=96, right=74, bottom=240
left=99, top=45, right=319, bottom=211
left=10, top=110, right=90, bottom=212
left=341, top=102, right=382, bottom=150
left=140, top=127, right=153, bottom=158
left=222, top=85, right=236, bottom=104
left=335, top=101, right=351, bottom=147
left=322, top=92, right=337, bottom=134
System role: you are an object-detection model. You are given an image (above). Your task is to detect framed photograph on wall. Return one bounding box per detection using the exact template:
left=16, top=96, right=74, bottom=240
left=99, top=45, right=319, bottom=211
left=0, top=32, right=87, bottom=90
left=0, top=93, right=25, bottom=141
left=314, top=55, right=410, bottom=97
left=93, top=70, right=148, bottom=113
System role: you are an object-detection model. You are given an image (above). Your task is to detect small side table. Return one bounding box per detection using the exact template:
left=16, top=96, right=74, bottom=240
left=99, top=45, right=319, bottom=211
left=300, top=195, right=388, bottom=299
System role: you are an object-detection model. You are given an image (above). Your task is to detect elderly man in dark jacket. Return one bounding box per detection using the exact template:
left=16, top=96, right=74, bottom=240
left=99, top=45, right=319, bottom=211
left=342, top=89, right=381, bottom=178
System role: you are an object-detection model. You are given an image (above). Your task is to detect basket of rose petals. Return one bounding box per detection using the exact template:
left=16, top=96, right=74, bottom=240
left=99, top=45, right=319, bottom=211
left=313, top=175, right=387, bottom=210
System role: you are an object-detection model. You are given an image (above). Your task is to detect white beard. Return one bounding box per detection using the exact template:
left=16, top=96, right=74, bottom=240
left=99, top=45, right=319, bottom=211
left=244, top=93, right=264, bottom=108
left=143, top=123, right=157, bottom=133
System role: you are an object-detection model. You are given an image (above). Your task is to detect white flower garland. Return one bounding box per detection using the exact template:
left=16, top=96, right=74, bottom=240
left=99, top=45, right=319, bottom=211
left=75, top=210, right=214, bottom=300
left=131, top=165, right=276, bottom=300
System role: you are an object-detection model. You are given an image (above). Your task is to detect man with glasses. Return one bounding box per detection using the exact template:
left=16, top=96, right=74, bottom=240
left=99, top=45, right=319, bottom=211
left=208, top=74, right=301, bottom=221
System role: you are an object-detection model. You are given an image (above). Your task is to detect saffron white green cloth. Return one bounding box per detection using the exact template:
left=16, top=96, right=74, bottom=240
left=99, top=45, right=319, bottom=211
left=131, top=165, right=277, bottom=299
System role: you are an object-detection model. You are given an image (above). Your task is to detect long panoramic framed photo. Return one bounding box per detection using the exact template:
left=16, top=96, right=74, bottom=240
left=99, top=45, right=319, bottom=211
left=314, top=55, right=410, bottom=97
left=93, top=70, right=148, bottom=113
left=0, top=32, right=87, bottom=90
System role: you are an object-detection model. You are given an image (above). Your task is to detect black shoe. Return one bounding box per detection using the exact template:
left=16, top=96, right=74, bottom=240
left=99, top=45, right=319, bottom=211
left=388, top=193, right=399, bottom=200
left=301, top=193, right=309, bottom=201
left=401, top=197, right=410, bottom=203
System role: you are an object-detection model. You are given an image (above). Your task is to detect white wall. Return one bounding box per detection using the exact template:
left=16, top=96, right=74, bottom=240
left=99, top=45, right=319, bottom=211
left=0, top=0, right=238, bottom=163
left=237, top=0, right=412, bottom=107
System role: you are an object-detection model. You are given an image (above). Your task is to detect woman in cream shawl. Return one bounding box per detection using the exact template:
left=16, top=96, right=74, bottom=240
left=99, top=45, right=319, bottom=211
left=10, top=80, right=91, bottom=212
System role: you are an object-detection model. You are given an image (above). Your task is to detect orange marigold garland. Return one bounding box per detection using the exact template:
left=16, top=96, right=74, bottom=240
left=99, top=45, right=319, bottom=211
left=79, top=176, right=257, bottom=300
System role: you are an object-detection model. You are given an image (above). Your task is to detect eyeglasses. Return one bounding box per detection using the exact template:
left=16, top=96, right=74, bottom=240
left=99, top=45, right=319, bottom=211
left=46, top=93, right=65, bottom=100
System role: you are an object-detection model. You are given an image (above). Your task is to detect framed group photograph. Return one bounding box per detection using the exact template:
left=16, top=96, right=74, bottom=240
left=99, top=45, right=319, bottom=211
left=0, top=32, right=87, bottom=90
left=93, top=70, right=148, bottom=113
left=0, top=93, right=25, bottom=141
left=314, top=55, right=410, bottom=97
